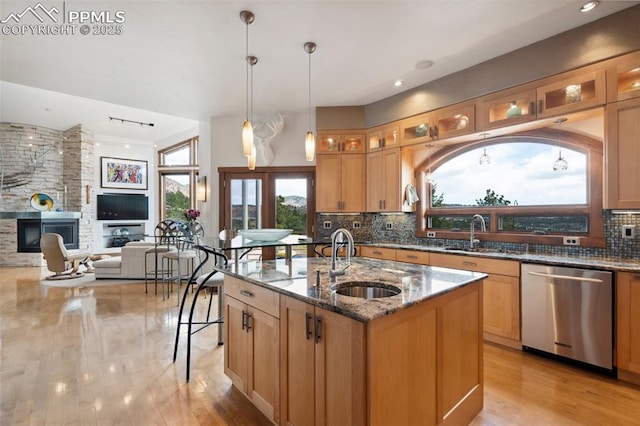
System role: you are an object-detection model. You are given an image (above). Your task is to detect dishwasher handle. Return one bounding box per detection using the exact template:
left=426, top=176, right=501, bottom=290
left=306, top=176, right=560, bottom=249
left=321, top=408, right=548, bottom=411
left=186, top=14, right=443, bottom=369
left=527, top=270, right=603, bottom=283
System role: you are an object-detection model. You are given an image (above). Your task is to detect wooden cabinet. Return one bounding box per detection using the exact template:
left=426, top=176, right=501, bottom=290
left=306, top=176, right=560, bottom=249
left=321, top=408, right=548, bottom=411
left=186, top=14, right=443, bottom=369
left=477, top=88, right=537, bottom=130
left=536, top=69, right=606, bottom=118
left=606, top=51, right=640, bottom=103
left=367, top=147, right=415, bottom=213
left=360, top=245, right=397, bottom=261
left=616, top=272, right=640, bottom=385
left=366, top=123, right=399, bottom=152
left=315, top=151, right=366, bottom=213
left=400, top=112, right=435, bottom=146
left=224, top=276, right=280, bottom=423
left=280, top=296, right=366, bottom=426
left=430, top=253, right=521, bottom=348
left=400, top=103, right=475, bottom=146
left=605, top=97, right=640, bottom=209
left=317, top=132, right=365, bottom=154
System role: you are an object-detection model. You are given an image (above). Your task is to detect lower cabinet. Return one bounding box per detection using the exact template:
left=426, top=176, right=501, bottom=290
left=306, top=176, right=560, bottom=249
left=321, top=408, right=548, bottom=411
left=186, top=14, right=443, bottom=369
left=616, top=272, right=640, bottom=385
left=280, top=295, right=366, bottom=426
left=430, top=253, right=521, bottom=348
left=360, top=246, right=397, bottom=261
left=224, top=276, right=280, bottom=423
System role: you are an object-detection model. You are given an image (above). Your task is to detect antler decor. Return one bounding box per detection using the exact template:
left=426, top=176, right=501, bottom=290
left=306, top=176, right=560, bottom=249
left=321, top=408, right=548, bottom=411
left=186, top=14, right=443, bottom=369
left=253, top=113, right=285, bottom=166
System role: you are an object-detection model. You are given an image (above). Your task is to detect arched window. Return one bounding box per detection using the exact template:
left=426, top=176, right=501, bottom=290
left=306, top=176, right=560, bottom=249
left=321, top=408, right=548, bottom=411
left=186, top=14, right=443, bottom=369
left=415, top=128, right=604, bottom=246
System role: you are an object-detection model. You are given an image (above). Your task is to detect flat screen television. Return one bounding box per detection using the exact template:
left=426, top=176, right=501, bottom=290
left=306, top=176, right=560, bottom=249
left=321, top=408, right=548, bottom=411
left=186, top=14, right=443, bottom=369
left=97, top=193, right=149, bottom=221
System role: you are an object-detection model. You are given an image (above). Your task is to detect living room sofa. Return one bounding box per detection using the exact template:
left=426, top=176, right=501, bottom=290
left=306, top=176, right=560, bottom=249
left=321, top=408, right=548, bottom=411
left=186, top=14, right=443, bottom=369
left=93, top=241, right=156, bottom=279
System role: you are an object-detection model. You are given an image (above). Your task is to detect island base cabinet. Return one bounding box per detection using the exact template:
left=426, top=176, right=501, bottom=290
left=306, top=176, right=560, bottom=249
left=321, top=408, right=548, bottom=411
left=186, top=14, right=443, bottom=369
left=224, top=279, right=280, bottom=424
left=280, top=296, right=366, bottom=426
left=368, top=281, right=483, bottom=426
left=616, top=272, right=640, bottom=385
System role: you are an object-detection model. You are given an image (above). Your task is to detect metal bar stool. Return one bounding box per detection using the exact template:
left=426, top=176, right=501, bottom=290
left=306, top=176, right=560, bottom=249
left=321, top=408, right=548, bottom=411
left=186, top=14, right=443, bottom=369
left=173, top=243, right=228, bottom=382
left=144, top=220, right=179, bottom=294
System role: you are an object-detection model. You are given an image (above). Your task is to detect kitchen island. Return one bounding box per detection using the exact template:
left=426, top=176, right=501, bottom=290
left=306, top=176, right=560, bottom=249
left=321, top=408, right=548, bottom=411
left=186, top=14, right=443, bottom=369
left=217, top=256, right=486, bottom=425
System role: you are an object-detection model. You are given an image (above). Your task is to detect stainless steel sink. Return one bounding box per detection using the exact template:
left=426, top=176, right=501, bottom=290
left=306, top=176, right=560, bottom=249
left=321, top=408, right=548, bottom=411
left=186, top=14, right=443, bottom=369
left=330, top=281, right=401, bottom=299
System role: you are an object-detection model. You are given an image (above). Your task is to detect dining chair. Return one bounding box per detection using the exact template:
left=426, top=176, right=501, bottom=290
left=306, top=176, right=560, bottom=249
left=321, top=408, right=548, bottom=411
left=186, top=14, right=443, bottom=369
left=144, top=219, right=179, bottom=294
left=161, top=221, right=204, bottom=302
left=173, top=243, right=228, bottom=382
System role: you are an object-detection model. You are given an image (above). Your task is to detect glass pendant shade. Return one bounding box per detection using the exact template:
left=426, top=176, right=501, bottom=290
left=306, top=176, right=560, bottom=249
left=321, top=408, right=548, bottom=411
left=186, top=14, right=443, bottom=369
left=247, top=143, right=256, bottom=170
left=553, top=149, right=568, bottom=171
left=242, top=120, right=254, bottom=156
left=425, top=170, right=433, bottom=183
left=305, top=131, right=315, bottom=161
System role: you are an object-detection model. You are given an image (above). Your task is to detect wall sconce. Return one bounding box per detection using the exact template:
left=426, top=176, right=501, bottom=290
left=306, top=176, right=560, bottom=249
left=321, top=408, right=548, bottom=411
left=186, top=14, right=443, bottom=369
left=196, top=176, right=207, bottom=202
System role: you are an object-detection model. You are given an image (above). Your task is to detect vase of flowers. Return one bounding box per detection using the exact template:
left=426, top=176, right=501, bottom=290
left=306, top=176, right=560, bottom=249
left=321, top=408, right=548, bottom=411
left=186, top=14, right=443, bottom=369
left=183, top=209, right=201, bottom=240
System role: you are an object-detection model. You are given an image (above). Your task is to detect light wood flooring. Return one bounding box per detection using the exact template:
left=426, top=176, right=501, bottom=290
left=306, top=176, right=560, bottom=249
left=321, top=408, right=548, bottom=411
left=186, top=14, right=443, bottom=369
left=2, top=266, right=640, bottom=425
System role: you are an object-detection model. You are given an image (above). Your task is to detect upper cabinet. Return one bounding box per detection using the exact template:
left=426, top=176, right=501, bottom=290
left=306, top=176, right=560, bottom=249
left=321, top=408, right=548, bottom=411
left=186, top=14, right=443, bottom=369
left=400, top=103, right=475, bottom=146
left=605, top=97, right=640, bottom=209
left=536, top=69, right=606, bottom=118
left=317, top=132, right=365, bottom=154
left=367, top=123, right=399, bottom=152
left=477, top=88, right=537, bottom=130
left=607, top=51, right=640, bottom=103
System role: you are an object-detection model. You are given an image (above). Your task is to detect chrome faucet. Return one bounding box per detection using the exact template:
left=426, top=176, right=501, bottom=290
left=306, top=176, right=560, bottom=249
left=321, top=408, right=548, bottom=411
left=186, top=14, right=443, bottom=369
left=329, top=228, right=354, bottom=282
left=470, top=214, right=486, bottom=249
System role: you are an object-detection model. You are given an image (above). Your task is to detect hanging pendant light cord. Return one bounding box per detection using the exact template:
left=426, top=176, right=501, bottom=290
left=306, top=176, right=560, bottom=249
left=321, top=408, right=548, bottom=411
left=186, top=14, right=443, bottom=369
left=245, top=22, right=249, bottom=122
left=250, top=61, right=254, bottom=122
left=308, top=49, right=312, bottom=129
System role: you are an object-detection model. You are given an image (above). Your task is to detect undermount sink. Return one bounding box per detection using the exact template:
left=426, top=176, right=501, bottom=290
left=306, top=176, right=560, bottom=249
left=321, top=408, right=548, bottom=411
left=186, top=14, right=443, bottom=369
left=330, top=281, right=401, bottom=299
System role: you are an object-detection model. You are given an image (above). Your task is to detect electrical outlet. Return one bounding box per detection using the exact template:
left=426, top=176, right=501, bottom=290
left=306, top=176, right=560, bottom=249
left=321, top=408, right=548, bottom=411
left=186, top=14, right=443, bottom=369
left=622, top=225, right=635, bottom=239
left=427, top=231, right=436, bottom=238
left=563, top=236, right=581, bottom=246
left=323, top=221, right=332, bottom=229
left=385, top=222, right=393, bottom=230
left=352, top=221, right=361, bottom=229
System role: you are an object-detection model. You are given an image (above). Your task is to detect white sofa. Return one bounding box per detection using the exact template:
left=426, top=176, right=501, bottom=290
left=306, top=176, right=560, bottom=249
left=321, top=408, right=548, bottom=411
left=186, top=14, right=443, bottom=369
left=93, top=241, right=155, bottom=279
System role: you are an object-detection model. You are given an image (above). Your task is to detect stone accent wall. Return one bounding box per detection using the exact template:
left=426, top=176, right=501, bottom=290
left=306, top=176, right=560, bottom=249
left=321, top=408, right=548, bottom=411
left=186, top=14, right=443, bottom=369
left=0, top=122, right=95, bottom=265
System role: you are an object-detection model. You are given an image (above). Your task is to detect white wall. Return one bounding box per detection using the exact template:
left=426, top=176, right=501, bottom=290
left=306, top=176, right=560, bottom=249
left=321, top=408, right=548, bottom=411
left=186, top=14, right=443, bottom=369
left=92, top=135, right=155, bottom=253
left=205, top=112, right=313, bottom=235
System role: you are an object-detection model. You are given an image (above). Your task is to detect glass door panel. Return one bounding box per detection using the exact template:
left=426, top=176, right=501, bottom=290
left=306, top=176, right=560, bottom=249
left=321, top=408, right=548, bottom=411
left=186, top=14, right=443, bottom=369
left=230, top=178, right=263, bottom=234
left=162, top=173, right=190, bottom=220
left=275, top=177, right=312, bottom=258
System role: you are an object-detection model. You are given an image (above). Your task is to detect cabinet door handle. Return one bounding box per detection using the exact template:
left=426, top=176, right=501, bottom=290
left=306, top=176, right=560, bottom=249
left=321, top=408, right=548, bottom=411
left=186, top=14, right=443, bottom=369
left=538, top=99, right=544, bottom=114
left=245, top=312, right=252, bottom=332
left=463, top=260, right=477, bottom=267
left=314, top=316, right=322, bottom=344
left=381, top=137, right=385, bottom=148
left=241, top=310, right=247, bottom=331
left=382, top=200, right=386, bottom=209
left=373, top=250, right=382, bottom=255
left=305, top=312, right=313, bottom=340
left=407, top=254, right=418, bottom=259
left=240, top=289, right=253, bottom=298
left=529, top=101, right=535, bottom=116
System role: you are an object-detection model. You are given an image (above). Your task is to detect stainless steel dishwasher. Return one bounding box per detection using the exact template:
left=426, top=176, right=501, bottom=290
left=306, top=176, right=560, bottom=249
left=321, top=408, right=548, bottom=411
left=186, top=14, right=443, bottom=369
left=521, top=263, right=613, bottom=372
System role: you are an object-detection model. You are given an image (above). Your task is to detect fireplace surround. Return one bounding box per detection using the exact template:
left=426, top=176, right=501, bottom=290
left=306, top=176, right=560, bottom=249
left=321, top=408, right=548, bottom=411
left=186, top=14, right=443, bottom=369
left=17, top=218, right=79, bottom=253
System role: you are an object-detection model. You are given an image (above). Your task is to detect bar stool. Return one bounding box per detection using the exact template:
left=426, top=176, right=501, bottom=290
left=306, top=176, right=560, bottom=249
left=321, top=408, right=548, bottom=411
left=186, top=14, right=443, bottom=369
left=173, top=244, right=228, bottom=382
left=161, top=221, right=204, bottom=302
left=144, top=220, right=179, bottom=294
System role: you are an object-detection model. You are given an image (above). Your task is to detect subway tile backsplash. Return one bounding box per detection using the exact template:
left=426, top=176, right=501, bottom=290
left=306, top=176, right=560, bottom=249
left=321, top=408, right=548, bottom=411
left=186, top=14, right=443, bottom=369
left=317, top=210, right=640, bottom=261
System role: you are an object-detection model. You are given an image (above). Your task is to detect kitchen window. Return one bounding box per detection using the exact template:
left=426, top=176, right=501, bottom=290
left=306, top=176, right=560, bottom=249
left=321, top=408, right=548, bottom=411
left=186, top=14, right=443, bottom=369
left=157, top=137, right=199, bottom=221
left=415, top=127, right=604, bottom=246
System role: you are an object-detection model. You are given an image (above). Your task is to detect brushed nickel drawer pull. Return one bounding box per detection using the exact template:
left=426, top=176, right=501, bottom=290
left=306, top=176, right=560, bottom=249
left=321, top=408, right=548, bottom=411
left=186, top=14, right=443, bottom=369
left=463, top=261, right=477, bottom=267
left=406, top=254, right=418, bottom=259
left=240, top=289, right=253, bottom=297
left=373, top=250, right=382, bottom=255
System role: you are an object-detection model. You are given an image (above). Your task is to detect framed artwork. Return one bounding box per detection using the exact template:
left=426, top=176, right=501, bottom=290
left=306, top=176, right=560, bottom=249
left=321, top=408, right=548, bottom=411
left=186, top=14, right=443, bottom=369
left=100, top=157, right=148, bottom=190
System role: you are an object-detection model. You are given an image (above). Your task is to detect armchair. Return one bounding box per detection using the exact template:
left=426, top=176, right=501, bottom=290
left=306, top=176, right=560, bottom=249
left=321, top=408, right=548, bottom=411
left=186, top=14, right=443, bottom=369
left=40, top=233, right=91, bottom=280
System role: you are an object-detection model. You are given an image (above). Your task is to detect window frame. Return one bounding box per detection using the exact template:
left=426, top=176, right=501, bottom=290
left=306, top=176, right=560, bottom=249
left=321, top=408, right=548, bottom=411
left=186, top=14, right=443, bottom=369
left=415, top=128, right=605, bottom=247
left=157, top=137, right=199, bottom=221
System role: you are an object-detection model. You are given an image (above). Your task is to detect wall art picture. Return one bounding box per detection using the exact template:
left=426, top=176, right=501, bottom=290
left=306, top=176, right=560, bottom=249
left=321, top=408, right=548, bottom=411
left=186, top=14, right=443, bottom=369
left=100, top=157, right=148, bottom=190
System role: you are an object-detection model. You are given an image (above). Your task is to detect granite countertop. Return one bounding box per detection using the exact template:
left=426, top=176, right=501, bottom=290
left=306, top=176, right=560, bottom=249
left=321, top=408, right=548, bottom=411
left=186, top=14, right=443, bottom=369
left=216, top=257, right=486, bottom=323
left=365, top=242, right=640, bottom=273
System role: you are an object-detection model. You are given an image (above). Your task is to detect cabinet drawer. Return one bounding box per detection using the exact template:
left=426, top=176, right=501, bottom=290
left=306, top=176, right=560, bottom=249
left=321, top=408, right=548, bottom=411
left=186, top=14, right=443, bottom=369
left=224, top=276, right=280, bottom=318
left=396, top=249, right=430, bottom=265
left=360, top=246, right=396, bottom=261
left=430, top=253, right=520, bottom=277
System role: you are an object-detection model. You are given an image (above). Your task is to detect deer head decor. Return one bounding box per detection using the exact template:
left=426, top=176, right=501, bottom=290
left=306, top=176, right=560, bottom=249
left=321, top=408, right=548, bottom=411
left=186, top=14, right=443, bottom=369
left=252, top=113, right=285, bottom=166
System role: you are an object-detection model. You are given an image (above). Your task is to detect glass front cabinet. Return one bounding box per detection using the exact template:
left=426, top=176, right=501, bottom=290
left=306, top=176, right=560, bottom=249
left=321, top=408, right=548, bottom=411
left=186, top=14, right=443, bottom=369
left=607, top=51, right=640, bottom=103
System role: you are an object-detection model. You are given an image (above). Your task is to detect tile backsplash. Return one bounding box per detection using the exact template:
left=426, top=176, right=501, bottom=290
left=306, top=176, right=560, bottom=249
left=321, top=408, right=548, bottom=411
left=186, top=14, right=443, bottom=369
left=317, top=210, right=640, bottom=261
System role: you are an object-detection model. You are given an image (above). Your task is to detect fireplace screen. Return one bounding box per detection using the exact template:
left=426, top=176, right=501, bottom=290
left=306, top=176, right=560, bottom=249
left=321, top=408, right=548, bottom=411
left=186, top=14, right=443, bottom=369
left=17, top=219, right=79, bottom=253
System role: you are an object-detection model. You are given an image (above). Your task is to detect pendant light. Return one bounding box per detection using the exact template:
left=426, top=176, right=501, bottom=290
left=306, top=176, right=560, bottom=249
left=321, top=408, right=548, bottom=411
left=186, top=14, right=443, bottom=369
left=240, top=10, right=255, bottom=157
left=304, top=42, right=317, bottom=161
left=246, top=55, right=258, bottom=170
left=479, top=133, right=491, bottom=165
left=553, top=118, right=568, bottom=171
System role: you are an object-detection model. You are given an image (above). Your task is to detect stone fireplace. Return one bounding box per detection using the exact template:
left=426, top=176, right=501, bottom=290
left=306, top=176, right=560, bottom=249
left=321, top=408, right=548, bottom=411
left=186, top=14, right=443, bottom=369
left=0, top=123, right=94, bottom=266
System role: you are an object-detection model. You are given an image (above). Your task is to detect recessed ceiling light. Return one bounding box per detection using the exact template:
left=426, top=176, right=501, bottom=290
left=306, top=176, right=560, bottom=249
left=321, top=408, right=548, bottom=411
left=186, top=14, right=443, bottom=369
left=580, top=1, right=598, bottom=12
left=415, top=60, right=434, bottom=70
left=394, top=80, right=403, bottom=87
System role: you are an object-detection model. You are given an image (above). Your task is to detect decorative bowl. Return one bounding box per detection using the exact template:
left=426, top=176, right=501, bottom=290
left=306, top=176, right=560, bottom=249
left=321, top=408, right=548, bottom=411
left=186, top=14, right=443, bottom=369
left=238, top=228, right=293, bottom=242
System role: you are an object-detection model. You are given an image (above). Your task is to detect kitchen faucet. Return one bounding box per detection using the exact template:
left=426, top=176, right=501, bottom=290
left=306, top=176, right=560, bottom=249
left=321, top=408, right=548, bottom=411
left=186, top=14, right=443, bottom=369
left=470, top=214, right=486, bottom=249
left=329, top=228, right=354, bottom=282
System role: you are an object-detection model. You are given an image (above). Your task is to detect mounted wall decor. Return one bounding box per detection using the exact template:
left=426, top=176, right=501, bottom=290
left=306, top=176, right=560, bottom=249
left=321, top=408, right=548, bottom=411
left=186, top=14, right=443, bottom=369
left=100, top=157, right=148, bottom=190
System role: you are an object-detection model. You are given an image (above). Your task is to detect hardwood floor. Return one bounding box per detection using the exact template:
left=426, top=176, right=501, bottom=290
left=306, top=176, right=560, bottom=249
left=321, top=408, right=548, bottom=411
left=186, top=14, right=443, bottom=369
left=2, top=266, right=640, bottom=425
